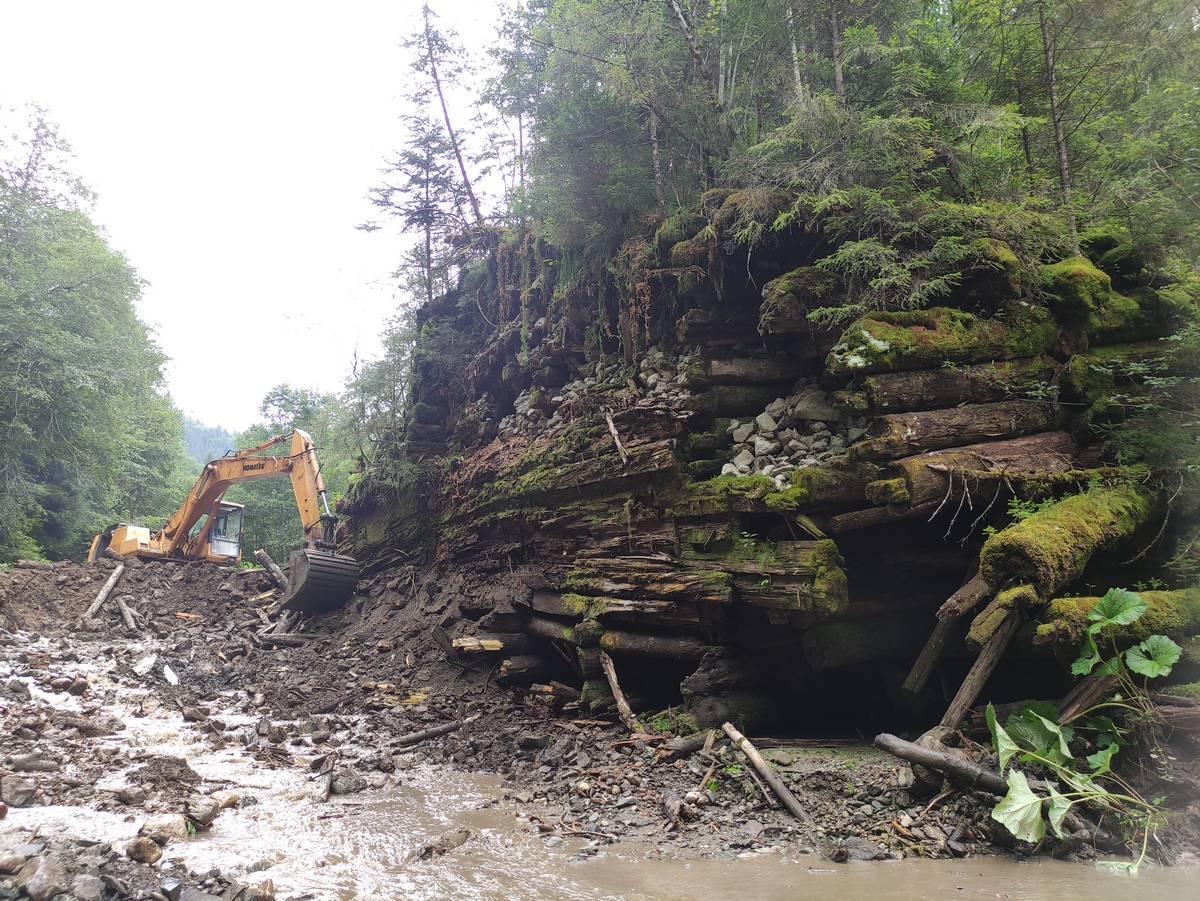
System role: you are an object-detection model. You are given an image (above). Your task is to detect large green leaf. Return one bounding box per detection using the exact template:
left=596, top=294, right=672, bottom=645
left=1088, top=588, right=1146, bottom=626
left=1006, top=702, right=1073, bottom=766
left=1086, top=742, right=1119, bottom=776
left=1125, top=635, right=1182, bottom=679
left=992, top=769, right=1046, bottom=843
left=1046, top=783, right=1074, bottom=839
left=1071, top=632, right=1102, bottom=675
left=987, top=703, right=1021, bottom=774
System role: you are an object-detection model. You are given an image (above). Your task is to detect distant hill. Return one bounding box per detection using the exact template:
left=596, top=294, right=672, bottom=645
left=182, top=418, right=237, bottom=467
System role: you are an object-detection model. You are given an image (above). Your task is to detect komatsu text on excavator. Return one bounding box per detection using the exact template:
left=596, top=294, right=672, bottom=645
left=88, top=429, right=358, bottom=614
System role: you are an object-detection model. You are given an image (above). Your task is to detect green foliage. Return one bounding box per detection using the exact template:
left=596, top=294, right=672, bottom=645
left=986, top=588, right=1179, bottom=862
left=0, top=106, right=193, bottom=561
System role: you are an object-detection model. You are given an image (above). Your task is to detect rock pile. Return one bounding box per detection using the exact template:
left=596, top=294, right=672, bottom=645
left=720, top=377, right=869, bottom=488
left=497, top=347, right=697, bottom=440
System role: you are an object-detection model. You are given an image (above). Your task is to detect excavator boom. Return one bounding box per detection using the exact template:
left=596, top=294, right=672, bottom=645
left=89, top=429, right=357, bottom=614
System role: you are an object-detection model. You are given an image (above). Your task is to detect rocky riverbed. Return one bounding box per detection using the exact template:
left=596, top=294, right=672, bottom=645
left=1, top=559, right=1195, bottom=901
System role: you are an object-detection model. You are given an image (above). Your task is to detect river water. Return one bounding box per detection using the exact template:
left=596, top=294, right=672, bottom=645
left=3, top=647, right=1195, bottom=900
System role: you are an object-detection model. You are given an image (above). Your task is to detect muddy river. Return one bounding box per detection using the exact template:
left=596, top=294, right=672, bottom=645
left=3, top=641, right=1194, bottom=900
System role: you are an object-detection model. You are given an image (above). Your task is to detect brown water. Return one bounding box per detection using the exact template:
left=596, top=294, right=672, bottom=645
left=3, top=644, right=1196, bottom=901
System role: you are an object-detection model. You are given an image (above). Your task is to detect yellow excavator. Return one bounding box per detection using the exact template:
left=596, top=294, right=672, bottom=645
left=88, top=429, right=358, bottom=614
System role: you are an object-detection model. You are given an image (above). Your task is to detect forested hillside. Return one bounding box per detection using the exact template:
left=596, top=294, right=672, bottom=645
left=340, top=0, right=1200, bottom=738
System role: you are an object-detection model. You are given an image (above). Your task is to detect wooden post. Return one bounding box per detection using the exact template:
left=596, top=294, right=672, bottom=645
left=254, top=549, right=290, bottom=593
left=722, top=722, right=811, bottom=823
left=938, top=609, right=1022, bottom=730
left=115, top=594, right=140, bottom=633
left=902, top=573, right=991, bottom=697
left=600, top=650, right=645, bottom=734
left=82, top=564, right=125, bottom=620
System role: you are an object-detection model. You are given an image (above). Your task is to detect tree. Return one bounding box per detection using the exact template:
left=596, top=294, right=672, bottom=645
left=0, top=106, right=192, bottom=560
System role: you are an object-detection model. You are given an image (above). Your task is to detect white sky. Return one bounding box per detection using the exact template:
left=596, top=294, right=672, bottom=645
left=1, top=0, right=499, bottom=431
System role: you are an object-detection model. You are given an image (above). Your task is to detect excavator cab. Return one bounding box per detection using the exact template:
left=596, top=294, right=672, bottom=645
left=207, top=503, right=244, bottom=560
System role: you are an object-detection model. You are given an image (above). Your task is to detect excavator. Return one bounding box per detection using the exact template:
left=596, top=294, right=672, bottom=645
left=88, top=429, right=358, bottom=614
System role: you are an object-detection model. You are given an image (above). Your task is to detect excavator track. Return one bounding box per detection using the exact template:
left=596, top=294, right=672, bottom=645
left=281, top=549, right=360, bottom=614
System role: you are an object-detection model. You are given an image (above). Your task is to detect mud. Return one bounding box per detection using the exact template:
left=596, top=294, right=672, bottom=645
left=1, top=559, right=1197, bottom=900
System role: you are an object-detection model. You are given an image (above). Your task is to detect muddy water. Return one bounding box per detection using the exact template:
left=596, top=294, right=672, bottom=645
left=3, top=645, right=1195, bottom=901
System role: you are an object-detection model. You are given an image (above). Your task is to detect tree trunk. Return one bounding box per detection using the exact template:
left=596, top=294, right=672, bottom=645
left=424, top=8, right=482, bottom=224
left=849, top=400, right=1055, bottom=462
left=647, top=110, right=666, bottom=217
left=856, top=358, right=1056, bottom=414
left=831, top=0, right=845, bottom=102
left=82, top=564, right=125, bottom=621
left=1037, top=1, right=1079, bottom=254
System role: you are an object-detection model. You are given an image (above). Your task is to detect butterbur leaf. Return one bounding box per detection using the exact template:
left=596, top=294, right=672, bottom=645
left=1006, top=702, right=1072, bottom=765
left=1084, top=715, right=1122, bottom=749
left=1088, top=588, right=1146, bottom=626
left=1086, top=742, right=1119, bottom=776
left=1095, top=655, right=1124, bottom=677
left=1072, top=632, right=1101, bottom=675
left=988, top=703, right=1021, bottom=774
left=1046, top=783, right=1073, bottom=839
left=992, top=769, right=1046, bottom=843
left=1125, top=635, right=1182, bottom=679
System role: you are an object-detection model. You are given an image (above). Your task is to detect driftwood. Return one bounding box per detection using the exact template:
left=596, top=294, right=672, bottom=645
left=939, top=609, right=1022, bottom=730
left=603, top=410, right=630, bottom=466
left=903, top=573, right=992, bottom=697
left=82, top=564, right=126, bottom=620
left=874, top=732, right=1120, bottom=850
left=527, top=681, right=583, bottom=703
left=115, top=595, right=140, bottom=633
left=657, top=730, right=715, bottom=762
left=452, top=633, right=538, bottom=655
left=254, top=549, right=290, bottom=593
left=395, top=714, right=480, bottom=747
left=310, top=750, right=338, bottom=803
left=600, top=650, right=645, bottom=734
left=722, top=722, right=810, bottom=823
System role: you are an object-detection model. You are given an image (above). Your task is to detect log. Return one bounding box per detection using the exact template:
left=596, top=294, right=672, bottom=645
left=565, top=558, right=734, bottom=604
left=254, top=549, right=290, bottom=593
left=310, top=750, right=338, bottom=803
left=600, top=650, right=645, bottom=734
left=452, top=633, right=538, bottom=655
left=865, top=432, right=1079, bottom=510
left=847, top=400, right=1055, bottom=462
left=858, top=358, right=1057, bottom=414
left=524, top=613, right=586, bottom=645
left=827, top=502, right=940, bottom=534
left=979, top=484, right=1157, bottom=599
left=722, top=723, right=810, bottom=823
left=603, top=410, right=630, bottom=467
left=939, top=609, right=1022, bottom=730
left=1036, top=586, right=1200, bottom=648
left=102, top=547, right=126, bottom=563
left=394, top=714, right=480, bottom=747
left=498, top=655, right=551, bottom=683
left=598, top=630, right=711, bottom=659
left=115, top=594, right=140, bottom=633
left=657, top=730, right=715, bottom=761
left=527, top=682, right=583, bottom=703
left=82, top=564, right=125, bottom=620
left=874, top=733, right=1006, bottom=794
left=874, top=732, right=1121, bottom=850
left=1056, top=672, right=1120, bottom=723
left=903, top=574, right=992, bottom=697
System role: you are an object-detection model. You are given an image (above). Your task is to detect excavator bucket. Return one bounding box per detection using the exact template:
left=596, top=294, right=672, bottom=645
left=280, top=549, right=360, bottom=614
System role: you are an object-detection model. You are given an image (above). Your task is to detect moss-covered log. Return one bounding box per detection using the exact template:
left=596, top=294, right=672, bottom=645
left=1035, top=587, right=1200, bottom=647
left=864, top=432, right=1079, bottom=509
left=826, top=307, right=1058, bottom=376
left=598, top=630, right=712, bottom=659
left=848, top=400, right=1055, bottom=462
left=850, top=357, right=1057, bottom=414
left=978, top=485, right=1158, bottom=599
left=683, top=351, right=808, bottom=388
left=564, top=559, right=735, bottom=604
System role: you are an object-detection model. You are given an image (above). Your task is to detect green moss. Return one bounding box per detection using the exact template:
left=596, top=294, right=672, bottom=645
left=1041, top=258, right=1113, bottom=319
left=826, top=306, right=1057, bottom=375
left=580, top=678, right=616, bottom=712
left=864, top=477, right=909, bottom=505
left=967, top=585, right=1037, bottom=650
left=809, top=539, right=849, bottom=613
left=980, top=485, right=1156, bottom=598
left=669, top=233, right=714, bottom=268
left=1158, top=681, right=1200, bottom=701
left=1039, top=587, right=1200, bottom=645
left=759, top=266, right=843, bottom=335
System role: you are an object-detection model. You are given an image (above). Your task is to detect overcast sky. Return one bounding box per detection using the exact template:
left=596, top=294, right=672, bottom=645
left=2, top=0, right=498, bottom=431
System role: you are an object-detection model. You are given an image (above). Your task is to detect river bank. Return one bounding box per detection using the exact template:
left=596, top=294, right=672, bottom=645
left=1, top=558, right=1196, bottom=900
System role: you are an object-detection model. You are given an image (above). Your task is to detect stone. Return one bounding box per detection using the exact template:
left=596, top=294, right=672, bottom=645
left=732, top=448, right=755, bottom=469
left=8, top=753, right=59, bottom=773
left=330, top=769, right=368, bottom=795
left=70, top=874, right=105, bottom=901
left=186, top=796, right=221, bottom=828
left=141, top=813, right=190, bottom=845
left=720, top=463, right=740, bottom=476
left=754, top=412, right=778, bottom=433
left=15, top=857, right=67, bottom=901
left=0, top=773, right=36, bottom=806
left=752, top=436, right=781, bottom=456
left=115, top=786, right=147, bottom=806
left=731, top=423, right=755, bottom=443
left=210, top=790, right=240, bottom=809
left=126, top=835, right=163, bottom=863
left=161, top=877, right=184, bottom=901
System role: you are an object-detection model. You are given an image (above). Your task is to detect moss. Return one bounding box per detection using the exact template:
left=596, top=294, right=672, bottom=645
left=759, top=266, right=843, bottom=335
left=864, top=477, right=909, bottom=505
left=580, top=678, right=616, bottom=712
left=654, top=212, right=705, bottom=259
left=686, top=459, right=726, bottom=480
left=669, top=233, right=714, bottom=268
left=558, top=593, right=596, bottom=617
left=710, top=189, right=791, bottom=237
left=1038, top=587, right=1200, bottom=645
left=967, top=585, right=1037, bottom=650
left=980, top=485, right=1157, bottom=598
left=1158, top=681, right=1200, bottom=702
left=825, top=306, right=1057, bottom=375
left=809, top=539, right=849, bottom=614
left=1041, top=258, right=1113, bottom=319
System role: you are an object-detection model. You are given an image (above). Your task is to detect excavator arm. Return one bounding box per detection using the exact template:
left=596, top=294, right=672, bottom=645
left=90, top=429, right=357, bottom=614
left=156, top=429, right=336, bottom=557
